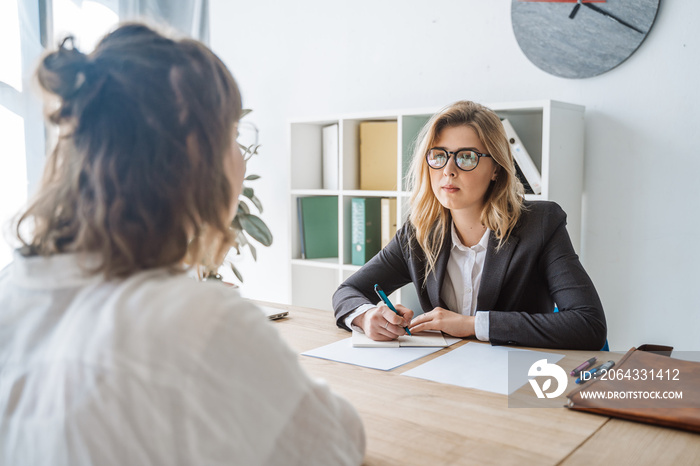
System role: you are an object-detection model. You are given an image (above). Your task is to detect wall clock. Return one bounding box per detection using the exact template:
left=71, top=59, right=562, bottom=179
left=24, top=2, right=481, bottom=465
left=511, top=0, right=660, bottom=79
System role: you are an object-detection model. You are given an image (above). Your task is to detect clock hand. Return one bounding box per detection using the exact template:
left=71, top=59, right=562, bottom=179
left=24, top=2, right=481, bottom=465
left=582, top=2, right=645, bottom=34
left=569, top=0, right=582, bottom=20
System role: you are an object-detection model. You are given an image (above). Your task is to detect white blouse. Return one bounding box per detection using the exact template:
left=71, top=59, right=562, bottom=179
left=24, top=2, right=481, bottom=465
left=0, top=252, right=365, bottom=466
left=441, top=223, right=490, bottom=341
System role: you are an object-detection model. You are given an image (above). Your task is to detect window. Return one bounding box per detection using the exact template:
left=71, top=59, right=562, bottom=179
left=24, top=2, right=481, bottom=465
left=0, top=0, right=204, bottom=268
left=0, top=0, right=27, bottom=267
left=0, top=1, right=120, bottom=268
left=53, top=0, right=119, bottom=51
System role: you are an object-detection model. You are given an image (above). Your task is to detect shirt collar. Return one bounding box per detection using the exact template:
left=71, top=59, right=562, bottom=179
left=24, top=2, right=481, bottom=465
left=450, top=222, right=490, bottom=253
left=10, top=250, right=103, bottom=289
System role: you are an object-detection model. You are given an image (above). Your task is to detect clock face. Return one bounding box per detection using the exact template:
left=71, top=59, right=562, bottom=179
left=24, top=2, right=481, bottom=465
left=511, top=0, right=660, bottom=79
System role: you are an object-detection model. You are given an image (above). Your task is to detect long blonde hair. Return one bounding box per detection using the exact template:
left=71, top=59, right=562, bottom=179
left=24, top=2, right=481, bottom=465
left=407, top=101, right=524, bottom=280
left=16, top=23, right=242, bottom=277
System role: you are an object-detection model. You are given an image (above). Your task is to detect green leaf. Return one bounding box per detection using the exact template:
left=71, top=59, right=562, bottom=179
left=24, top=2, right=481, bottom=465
left=240, top=109, right=252, bottom=119
left=242, top=187, right=254, bottom=199
left=245, top=174, right=260, bottom=181
left=239, top=214, right=273, bottom=246
left=230, top=263, right=244, bottom=283
left=241, top=144, right=253, bottom=159
left=248, top=242, right=257, bottom=261
left=250, top=194, right=263, bottom=213
left=237, top=230, right=249, bottom=246
left=239, top=143, right=261, bottom=161
left=237, top=201, right=250, bottom=215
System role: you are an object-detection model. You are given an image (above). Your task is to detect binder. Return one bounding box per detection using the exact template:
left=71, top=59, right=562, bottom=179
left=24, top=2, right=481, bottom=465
left=351, top=197, right=381, bottom=265
left=359, top=121, right=398, bottom=191
left=380, top=198, right=397, bottom=248
left=513, top=161, right=534, bottom=194
left=297, top=196, right=338, bottom=259
left=297, top=197, right=306, bottom=258
left=322, top=124, right=339, bottom=190
left=501, top=119, right=542, bottom=195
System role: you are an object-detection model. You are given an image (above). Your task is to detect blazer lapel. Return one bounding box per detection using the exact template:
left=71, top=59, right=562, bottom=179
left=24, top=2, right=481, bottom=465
left=477, top=232, right=519, bottom=311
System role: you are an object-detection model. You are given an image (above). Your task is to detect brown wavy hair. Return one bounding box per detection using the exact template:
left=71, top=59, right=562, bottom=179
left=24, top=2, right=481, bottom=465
left=407, top=101, right=524, bottom=281
left=16, top=23, right=242, bottom=277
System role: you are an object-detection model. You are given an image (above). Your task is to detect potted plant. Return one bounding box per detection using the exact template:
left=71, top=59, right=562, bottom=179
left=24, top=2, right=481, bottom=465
left=205, top=110, right=273, bottom=283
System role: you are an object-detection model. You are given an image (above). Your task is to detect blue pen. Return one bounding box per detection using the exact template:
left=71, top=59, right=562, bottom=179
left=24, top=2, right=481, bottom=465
left=374, top=284, right=411, bottom=336
left=575, top=368, right=598, bottom=384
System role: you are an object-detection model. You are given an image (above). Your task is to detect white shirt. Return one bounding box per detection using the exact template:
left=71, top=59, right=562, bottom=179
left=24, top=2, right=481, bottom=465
left=441, top=223, right=490, bottom=341
left=345, top=223, right=490, bottom=341
left=0, top=252, right=365, bottom=466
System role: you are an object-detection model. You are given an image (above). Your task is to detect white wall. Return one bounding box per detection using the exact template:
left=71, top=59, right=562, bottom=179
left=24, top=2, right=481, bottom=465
left=210, top=1, right=700, bottom=351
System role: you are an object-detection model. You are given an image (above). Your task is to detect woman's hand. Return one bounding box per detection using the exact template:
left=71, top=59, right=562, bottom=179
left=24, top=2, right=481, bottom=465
left=352, top=304, right=414, bottom=341
left=408, top=307, right=475, bottom=338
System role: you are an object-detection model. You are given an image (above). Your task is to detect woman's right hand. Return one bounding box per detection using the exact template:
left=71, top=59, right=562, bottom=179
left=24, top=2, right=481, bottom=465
left=352, top=305, right=414, bottom=341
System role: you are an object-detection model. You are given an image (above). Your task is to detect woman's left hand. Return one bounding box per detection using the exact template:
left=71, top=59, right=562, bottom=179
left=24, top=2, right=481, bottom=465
left=408, top=307, right=475, bottom=338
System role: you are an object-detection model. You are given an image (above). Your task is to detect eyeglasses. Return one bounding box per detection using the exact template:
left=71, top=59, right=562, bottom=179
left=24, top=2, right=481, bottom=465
left=425, top=148, right=492, bottom=172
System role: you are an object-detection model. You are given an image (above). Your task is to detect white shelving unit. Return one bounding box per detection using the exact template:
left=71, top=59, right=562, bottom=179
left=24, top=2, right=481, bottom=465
left=289, top=100, right=585, bottom=312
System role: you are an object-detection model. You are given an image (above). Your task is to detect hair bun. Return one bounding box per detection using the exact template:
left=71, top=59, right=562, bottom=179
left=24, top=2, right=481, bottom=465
left=37, top=36, right=91, bottom=99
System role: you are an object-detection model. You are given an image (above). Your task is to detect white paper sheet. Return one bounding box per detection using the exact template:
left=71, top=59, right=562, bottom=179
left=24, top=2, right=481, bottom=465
left=352, top=330, right=448, bottom=348
left=401, top=342, right=564, bottom=395
left=302, top=336, right=461, bottom=371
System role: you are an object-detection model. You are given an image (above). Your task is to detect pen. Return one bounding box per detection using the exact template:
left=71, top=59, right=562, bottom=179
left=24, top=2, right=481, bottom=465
left=576, top=360, right=615, bottom=384
left=374, top=284, right=411, bottom=336
left=570, top=357, right=597, bottom=376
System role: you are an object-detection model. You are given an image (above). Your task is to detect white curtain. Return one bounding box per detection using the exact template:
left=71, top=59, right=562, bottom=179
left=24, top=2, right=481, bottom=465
left=119, top=0, right=209, bottom=42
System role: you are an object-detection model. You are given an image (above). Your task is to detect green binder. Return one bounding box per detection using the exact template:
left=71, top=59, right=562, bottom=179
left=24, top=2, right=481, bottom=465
left=351, top=197, right=381, bottom=265
left=298, top=196, right=338, bottom=259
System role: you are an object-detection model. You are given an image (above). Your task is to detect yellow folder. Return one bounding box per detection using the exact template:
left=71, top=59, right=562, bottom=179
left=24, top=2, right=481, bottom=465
left=359, top=121, right=397, bottom=191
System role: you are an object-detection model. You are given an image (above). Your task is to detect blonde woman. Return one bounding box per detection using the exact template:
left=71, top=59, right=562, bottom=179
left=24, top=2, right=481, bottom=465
left=0, top=24, right=364, bottom=465
left=333, top=101, right=606, bottom=350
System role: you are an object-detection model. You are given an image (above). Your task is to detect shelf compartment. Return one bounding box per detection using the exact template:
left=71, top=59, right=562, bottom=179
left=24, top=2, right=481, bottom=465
left=340, top=117, right=399, bottom=192
left=290, top=121, right=339, bottom=190
left=291, top=194, right=340, bottom=261
left=400, top=114, right=432, bottom=192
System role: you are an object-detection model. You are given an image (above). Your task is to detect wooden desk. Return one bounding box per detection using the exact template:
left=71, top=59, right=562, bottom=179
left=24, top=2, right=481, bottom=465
left=257, top=302, right=700, bottom=465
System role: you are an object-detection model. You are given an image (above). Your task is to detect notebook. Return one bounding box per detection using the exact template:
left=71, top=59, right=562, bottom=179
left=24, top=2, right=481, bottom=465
left=352, top=330, right=447, bottom=348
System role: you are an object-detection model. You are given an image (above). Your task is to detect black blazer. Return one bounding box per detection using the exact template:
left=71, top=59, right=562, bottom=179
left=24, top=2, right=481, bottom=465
left=333, top=201, right=607, bottom=350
